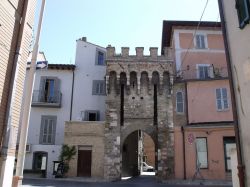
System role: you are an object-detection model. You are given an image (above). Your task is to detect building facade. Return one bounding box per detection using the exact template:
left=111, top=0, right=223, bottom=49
left=24, top=38, right=107, bottom=178
left=24, top=62, right=75, bottom=178
left=72, top=37, right=106, bottom=122
left=63, top=38, right=107, bottom=179
left=219, top=0, right=250, bottom=186
left=0, top=0, right=37, bottom=186
left=162, top=21, right=235, bottom=180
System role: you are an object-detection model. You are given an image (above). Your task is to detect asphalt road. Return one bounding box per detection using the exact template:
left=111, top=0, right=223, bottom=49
left=22, top=176, right=232, bottom=187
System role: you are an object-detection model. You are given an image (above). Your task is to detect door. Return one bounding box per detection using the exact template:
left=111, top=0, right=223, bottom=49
left=77, top=150, right=92, bottom=177
left=223, top=137, right=236, bottom=172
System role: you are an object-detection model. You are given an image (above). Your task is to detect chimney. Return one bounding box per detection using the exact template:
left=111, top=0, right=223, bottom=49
left=150, top=47, right=158, bottom=58
left=107, top=46, right=115, bottom=57
left=121, top=47, right=129, bottom=57
left=81, top=37, right=87, bottom=42
left=136, top=47, right=144, bottom=58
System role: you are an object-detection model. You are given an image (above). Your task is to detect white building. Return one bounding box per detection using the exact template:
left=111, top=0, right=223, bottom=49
left=24, top=62, right=75, bottom=178
left=72, top=37, right=106, bottom=122
left=23, top=37, right=106, bottom=178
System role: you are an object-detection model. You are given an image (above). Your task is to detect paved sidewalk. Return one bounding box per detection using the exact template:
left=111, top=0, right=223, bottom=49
left=163, top=179, right=232, bottom=186
left=22, top=176, right=232, bottom=187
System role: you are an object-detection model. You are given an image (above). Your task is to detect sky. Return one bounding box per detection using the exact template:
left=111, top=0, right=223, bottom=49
left=35, top=0, right=220, bottom=64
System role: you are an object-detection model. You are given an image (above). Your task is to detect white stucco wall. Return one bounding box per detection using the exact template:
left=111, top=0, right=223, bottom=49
left=72, top=40, right=106, bottom=121
left=222, top=0, right=250, bottom=186
left=24, top=68, right=74, bottom=178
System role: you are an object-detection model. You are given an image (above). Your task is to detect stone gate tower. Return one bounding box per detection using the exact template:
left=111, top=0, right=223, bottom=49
left=104, top=46, right=174, bottom=181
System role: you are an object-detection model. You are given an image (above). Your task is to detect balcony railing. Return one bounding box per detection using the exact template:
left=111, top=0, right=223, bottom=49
left=176, top=67, right=228, bottom=81
left=32, top=90, right=62, bottom=108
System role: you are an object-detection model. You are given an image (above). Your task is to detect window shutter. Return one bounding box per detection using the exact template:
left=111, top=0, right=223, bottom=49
left=216, top=89, right=222, bottom=110
left=39, top=117, right=45, bottom=144
left=39, top=77, right=46, bottom=102
left=97, top=111, right=100, bottom=121
left=84, top=111, right=89, bottom=121
left=236, top=0, right=250, bottom=28
left=200, top=35, right=205, bottom=48
left=222, top=88, right=229, bottom=109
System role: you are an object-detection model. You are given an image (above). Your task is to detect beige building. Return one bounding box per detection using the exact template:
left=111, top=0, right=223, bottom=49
left=0, top=0, right=37, bottom=186
left=219, top=0, right=250, bottom=187
left=64, top=121, right=105, bottom=178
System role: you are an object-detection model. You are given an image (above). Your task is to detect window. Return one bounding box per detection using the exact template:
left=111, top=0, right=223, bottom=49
left=195, top=34, right=206, bottom=49
left=216, top=88, right=229, bottom=111
left=39, top=77, right=60, bottom=103
left=176, top=91, right=184, bottom=113
left=84, top=110, right=100, bottom=121
left=196, top=138, right=208, bottom=169
left=92, top=80, right=106, bottom=95
left=197, top=64, right=212, bottom=79
left=95, top=49, right=105, bottom=65
left=39, top=116, right=56, bottom=144
left=236, top=0, right=250, bottom=29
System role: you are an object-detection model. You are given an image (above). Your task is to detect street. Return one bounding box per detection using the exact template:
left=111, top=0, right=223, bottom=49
left=22, top=176, right=232, bottom=187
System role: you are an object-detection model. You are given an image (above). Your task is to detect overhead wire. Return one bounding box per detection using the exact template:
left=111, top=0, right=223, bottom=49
left=178, top=0, right=209, bottom=75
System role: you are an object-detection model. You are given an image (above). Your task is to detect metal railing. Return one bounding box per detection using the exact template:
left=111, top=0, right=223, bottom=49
left=176, top=67, right=228, bottom=80
left=32, top=90, right=62, bottom=107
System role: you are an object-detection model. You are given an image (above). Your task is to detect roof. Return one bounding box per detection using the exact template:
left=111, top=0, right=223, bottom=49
left=161, top=20, right=221, bottom=54
left=48, top=64, right=76, bottom=70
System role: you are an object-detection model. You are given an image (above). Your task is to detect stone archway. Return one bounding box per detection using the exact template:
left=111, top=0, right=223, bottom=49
left=104, top=47, right=174, bottom=181
left=121, top=129, right=156, bottom=177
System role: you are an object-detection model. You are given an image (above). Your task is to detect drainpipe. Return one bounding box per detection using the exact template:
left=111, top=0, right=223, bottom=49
left=70, top=70, right=75, bottom=121
left=218, top=1, right=245, bottom=187
left=181, top=126, right=186, bottom=180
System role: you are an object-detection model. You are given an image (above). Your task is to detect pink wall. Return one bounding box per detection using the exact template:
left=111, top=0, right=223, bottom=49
left=187, top=80, right=233, bottom=123
left=184, top=128, right=235, bottom=179
left=174, top=127, right=235, bottom=180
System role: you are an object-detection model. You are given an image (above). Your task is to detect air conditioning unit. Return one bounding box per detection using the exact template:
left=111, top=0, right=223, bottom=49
left=26, top=144, right=31, bottom=152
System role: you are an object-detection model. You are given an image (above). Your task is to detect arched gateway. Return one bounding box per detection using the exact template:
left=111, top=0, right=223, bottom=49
left=104, top=47, right=174, bottom=181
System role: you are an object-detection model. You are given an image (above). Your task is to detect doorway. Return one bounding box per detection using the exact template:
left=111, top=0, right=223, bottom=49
left=33, top=151, right=47, bottom=178
left=77, top=149, right=92, bottom=177
left=122, top=130, right=155, bottom=178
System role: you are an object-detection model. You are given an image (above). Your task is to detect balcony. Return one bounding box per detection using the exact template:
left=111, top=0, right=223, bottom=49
left=176, top=66, right=228, bottom=81
left=32, top=90, right=62, bottom=108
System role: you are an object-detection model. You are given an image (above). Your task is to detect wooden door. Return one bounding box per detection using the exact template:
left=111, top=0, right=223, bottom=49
left=77, top=150, right=92, bottom=177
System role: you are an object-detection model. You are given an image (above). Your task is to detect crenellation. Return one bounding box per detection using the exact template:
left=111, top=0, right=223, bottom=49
left=150, top=47, right=158, bottom=58
left=121, top=47, right=129, bottom=57
left=136, top=47, right=144, bottom=58
left=106, top=47, right=173, bottom=62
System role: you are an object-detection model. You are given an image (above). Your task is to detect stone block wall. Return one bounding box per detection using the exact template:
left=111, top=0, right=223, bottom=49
left=104, top=47, right=174, bottom=181
left=64, top=121, right=105, bottom=178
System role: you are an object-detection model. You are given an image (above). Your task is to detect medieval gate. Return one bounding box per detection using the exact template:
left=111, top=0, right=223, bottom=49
left=104, top=46, right=174, bottom=181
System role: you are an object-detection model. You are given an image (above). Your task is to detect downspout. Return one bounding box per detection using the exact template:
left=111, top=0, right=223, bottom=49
left=181, top=126, right=186, bottom=180
left=183, top=81, right=189, bottom=180
left=218, top=1, right=245, bottom=187
left=70, top=69, right=75, bottom=121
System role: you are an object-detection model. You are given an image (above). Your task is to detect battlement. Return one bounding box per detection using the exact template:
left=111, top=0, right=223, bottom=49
left=106, top=46, right=173, bottom=61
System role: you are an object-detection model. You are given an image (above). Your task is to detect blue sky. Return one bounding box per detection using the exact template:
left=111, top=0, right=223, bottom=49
left=35, top=0, right=219, bottom=64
